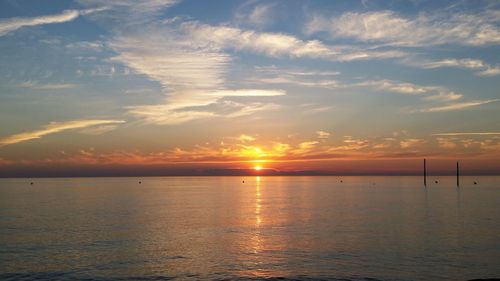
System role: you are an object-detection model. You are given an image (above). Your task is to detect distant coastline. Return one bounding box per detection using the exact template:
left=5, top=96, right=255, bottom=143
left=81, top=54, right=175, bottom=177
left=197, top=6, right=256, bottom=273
left=1, top=168, right=499, bottom=178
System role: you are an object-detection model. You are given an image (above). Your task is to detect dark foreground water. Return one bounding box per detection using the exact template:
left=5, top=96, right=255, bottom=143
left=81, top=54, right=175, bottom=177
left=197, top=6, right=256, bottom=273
left=0, top=176, right=499, bottom=281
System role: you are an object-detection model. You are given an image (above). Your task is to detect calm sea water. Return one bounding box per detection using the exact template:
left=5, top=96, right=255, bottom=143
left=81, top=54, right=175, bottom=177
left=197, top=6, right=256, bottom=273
left=0, top=176, right=499, bottom=281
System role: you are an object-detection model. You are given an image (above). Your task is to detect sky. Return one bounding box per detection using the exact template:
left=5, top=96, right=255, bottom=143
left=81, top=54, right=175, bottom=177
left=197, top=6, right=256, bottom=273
left=0, top=0, right=499, bottom=176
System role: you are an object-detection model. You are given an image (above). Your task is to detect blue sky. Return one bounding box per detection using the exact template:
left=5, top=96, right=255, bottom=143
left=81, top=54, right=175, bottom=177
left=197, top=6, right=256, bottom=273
left=0, top=0, right=499, bottom=174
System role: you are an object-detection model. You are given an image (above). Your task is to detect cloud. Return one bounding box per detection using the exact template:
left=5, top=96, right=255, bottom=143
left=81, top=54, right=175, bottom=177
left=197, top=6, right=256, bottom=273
left=255, top=65, right=341, bottom=76
left=224, top=101, right=281, bottom=118
left=372, top=138, right=396, bottom=149
left=235, top=1, right=275, bottom=27
left=400, top=138, right=425, bottom=149
left=302, top=105, right=333, bottom=115
left=77, top=0, right=179, bottom=26
left=5, top=130, right=500, bottom=165
left=316, top=131, right=330, bottom=139
left=17, top=81, right=77, bottom=90
left=433, top=132, right=500, bottom=136
left=422, top=92, right=463, bottom=102
left=79, top=125, right=120, bottom=135
left=355, top=80, right=498, bottom=113
left=127, top=105, right=215, bottom=125
left=250, top=73, right=493, bottom=114
left=436, top=137, right=457, bottom=149
left=66, top=40, right=105, bottom=51
left=405, top=58, right=500, bottom=76
left=249, top=75, right=340, bottom=89
left=415, top=58, right=485, bottom=69
left=355, top=80, right=463, bottom=101
left=237, top=134, right=256, bottom=142
left=206, top=89, right=285, bottom=97
left=421, top=99, right=499, bottom=112
left=104, top=16, right=407, bottom=124
left=477, top=67, right=500, bottom=76
left=248, top=66, right=341, bottom=89
left=182, top=21, right=406, bottom=61
left=0, top=119, right=125, bottom=147
left=479, top=139, right=500, bottom=150
left=110, top=28, right=230, bottom=96
left=0, top=8, right=105, bottom=36
left=109, top=23, right=289, bottom=125
left=306, top=10, right=500, bottom=46
left=295, top=141, right=319, bottom=154
left=126, top=99, right=282, bottom=125
left=333, top=137, right=370, bottom=151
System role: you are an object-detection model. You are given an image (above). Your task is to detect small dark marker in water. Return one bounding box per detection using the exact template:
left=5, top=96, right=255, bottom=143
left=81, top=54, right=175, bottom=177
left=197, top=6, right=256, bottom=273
left=340, top=180, right=343, bottom=183
left=30, top=182, right=33, bottom=185
left=242, top=180, right=245, bottom=183
left=474, top=181, right=477, bottom=185
left=435, top=180, right=438, bottom=184
left=139, top=181, right=142, bottom=184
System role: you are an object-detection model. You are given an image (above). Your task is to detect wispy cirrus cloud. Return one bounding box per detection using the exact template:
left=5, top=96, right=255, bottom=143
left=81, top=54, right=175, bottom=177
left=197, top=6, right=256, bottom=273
left=306, top=10, right=500, bottom=46
left=17, top=80, right=78, bottom=90
left=433, top=132, right=500, bottom=136
left=248, top=76, right=340, bottom=89
left=182, top=21, right=406, bottom=61
left=0, top=119, right=125, bottom=147
left=109, top=22, right=294, bottom=125
left=254, top=65, right=340, bottom=77
left=249, top=68, right=495, bottom=113
left=405, top=57, right=500, bottom=76
left=478, top=67, right=500, bottom=76
left=234, top=1, right=276, bottom=28
left=110, top=28, right=230, bottom=96
left=0, top=8, right=105, bottom=37
left=352, top=80, right=500, bottom=113
left=79, top=124, right=121, bottom=135
left=77, top=0, right=179, bottom=26
left=353, top=80, right=464, bottom=102
left=95, top=9, right=409, bottom=125
left=421, top=99, right=499, bottom=112
left=248, top=65, right=341, bottom=89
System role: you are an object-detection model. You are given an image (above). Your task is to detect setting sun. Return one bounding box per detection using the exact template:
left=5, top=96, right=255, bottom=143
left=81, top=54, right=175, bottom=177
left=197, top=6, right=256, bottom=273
left=254, top=165, right=263, bottom=171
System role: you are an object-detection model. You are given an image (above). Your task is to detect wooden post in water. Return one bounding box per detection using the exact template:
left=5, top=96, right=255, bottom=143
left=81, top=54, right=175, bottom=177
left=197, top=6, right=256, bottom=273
left=423, top=158, right=427, bottom=187
left=456, top=161, right=460, bottom=187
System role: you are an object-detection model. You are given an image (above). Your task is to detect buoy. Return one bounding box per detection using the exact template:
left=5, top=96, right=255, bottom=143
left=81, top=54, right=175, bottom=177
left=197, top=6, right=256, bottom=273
left=242, top=180, right=245, bottom=183
left=30, top=182, right=33, bottom=185
left=435, top=180, right=438, bottom=184
left=474, top=181, right=477, bottom=185
left=139, top=181, right=142, bottom=184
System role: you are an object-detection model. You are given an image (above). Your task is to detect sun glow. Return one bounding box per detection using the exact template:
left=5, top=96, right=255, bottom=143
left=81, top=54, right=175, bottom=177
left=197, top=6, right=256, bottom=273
left=254, top=165, right=263, bottom=171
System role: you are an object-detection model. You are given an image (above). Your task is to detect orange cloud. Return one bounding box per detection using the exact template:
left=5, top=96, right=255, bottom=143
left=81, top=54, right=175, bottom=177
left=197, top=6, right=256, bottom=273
left=1, top=132, right=499, bottom=168
left=400, top=138, right=425, bottom=149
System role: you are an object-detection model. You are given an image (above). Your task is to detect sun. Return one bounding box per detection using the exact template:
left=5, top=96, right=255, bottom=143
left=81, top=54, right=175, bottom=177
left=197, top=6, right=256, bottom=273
left=254, top=165, right=263, bottom=171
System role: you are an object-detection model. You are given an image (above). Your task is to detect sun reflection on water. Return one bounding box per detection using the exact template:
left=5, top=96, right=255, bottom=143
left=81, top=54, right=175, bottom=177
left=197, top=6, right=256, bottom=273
left=252, top=176, right=263, bottom=255
left=256, top=176, right=262, bottom=225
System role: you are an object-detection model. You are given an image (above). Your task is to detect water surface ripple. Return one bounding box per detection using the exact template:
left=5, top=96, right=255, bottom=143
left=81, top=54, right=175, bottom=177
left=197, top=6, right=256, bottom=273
left=1, top=176, right=499, bottom=281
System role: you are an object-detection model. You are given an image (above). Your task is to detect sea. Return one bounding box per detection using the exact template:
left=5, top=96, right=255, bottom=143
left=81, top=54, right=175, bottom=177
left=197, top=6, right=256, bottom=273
left=0, top=176, right=499, bottom=281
